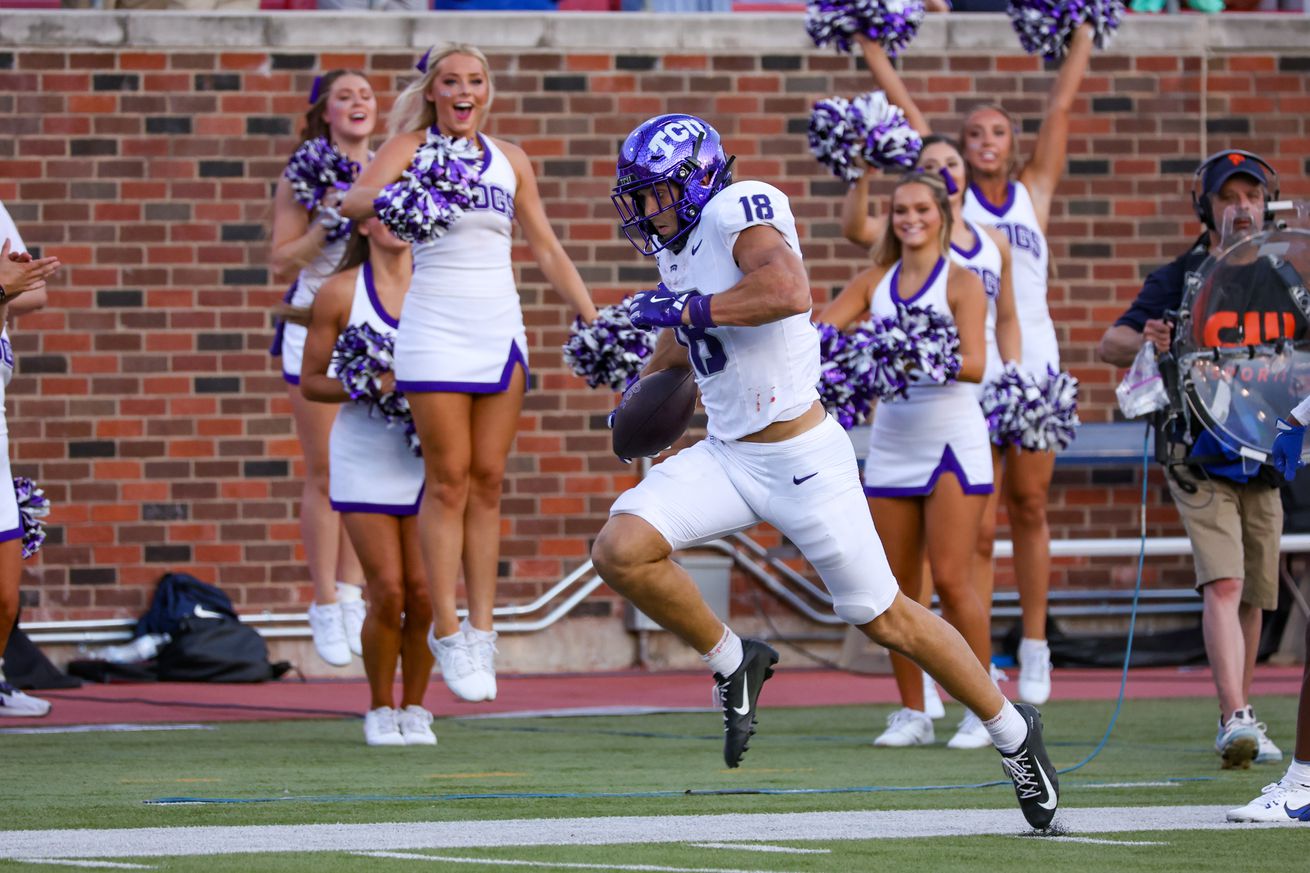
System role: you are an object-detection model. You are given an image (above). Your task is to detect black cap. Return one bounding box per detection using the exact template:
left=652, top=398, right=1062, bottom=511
left=1202, top=153, right=1268, bottom=197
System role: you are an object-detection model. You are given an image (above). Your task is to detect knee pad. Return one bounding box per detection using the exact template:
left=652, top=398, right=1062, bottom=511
left=833, top=601, right=879, bottom=627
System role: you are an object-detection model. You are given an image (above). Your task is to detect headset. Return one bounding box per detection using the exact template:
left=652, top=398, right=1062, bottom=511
left=1190, top=149, right=1280, bottom=229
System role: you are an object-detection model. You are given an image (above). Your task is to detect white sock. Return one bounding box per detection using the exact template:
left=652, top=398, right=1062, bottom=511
left=983, top=700, right=1029, bottom=754
left=1019, top=638, right=1049, bottom=661
left=0, top=657, right=6, bottom=683
left=436, top=629, right=463, bottom=649
left=1287, top=759, right=1310, bottom=786
left=336, top=582, right=363, bottom=602
left=701, top=626, right=744, bottom=677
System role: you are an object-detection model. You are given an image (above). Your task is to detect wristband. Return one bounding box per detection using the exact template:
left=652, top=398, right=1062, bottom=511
left=686, top=292, right=716, bottom=329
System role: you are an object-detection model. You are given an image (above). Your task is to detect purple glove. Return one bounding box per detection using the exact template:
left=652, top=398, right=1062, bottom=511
left=628, top=283, right=714, bottom=330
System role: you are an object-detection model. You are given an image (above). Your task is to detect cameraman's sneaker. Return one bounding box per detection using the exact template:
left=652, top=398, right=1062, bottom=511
left=430, top=626, right=488, bottom=702
left=363, top=707, right=405, bottom=747
left=1215, top=709, right=1260, bottom=770
left=397, top=705, right=438, bottom=746
left=1243, top=707, right=1283, bottom=764
left=1226, top=778, right=1310, bottom=823
left=714, top=639, right=779, bottom=768
left=0, top=681, right=51, bottom=717
left=873, top=708, right=934, bottom=747
left=999, top=703, right=1060, bottom=829
left=1018, top=639, right=1051, bottom=705
left=307, top=601, right=351, bottom=667
left=922, top=671, right=946, bottom=720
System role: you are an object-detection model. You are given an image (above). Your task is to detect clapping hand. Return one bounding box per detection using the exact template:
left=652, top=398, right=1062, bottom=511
left=0, top=239, right=60, bottom=299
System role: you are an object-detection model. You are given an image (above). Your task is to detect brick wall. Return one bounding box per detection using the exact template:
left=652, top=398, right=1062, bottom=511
left=1, top=15, right=1308, bottom=629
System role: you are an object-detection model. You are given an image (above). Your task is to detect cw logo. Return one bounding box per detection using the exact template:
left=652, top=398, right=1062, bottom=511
left=1202, top=310, right=1296, bottom=347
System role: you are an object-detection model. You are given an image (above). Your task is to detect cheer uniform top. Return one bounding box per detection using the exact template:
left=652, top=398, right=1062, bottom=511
left=328, top=263, right=424, bottom=516
left=272, top=145, right=372, bottom=385
left=0, top=203, right=27, bottom=541
left=862, top=258, right=993, bottom=497
left=949, top=221, right=1004, bottom=400
left=963, top=180, right=1057, bottom=381
left=394, top=134, right=527, bottom=393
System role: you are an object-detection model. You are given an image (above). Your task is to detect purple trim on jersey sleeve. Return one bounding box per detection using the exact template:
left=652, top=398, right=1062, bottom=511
left=363, top=262, right=400, bottom=329
left=0, top=523, right=23, bottom=544
left=282, top=371, right=301, bottom=386
left=268, top=281, right=299, bottom=357
left=331, top=487, right=423, bottom=518
left=862, top=445, right=994, bottom=498
left=967, top=181, right=1015, bottom=218
left=395, top=341, right=528, bottom=395
left=951, top=223, right=983, bottom=259
left=891, top=257, right=946, bottom=305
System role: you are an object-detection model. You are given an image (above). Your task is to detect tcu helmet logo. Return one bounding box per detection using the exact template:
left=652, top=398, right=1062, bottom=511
left=647, top=118, right=707, bottom=162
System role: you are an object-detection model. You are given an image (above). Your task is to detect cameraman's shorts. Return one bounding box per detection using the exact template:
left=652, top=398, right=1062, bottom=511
left=1166, top=468, right=1281, bottom=610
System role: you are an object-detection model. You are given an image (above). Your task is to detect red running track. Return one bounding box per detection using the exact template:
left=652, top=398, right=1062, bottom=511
left=22, top=664, right=1306, bottom=726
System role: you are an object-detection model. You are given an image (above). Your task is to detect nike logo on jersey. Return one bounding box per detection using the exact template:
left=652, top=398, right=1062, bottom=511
left=1286, top=802, right=1310, bottom=820
left=733, top=678, right=751, bottom=716
left=792, top=472, right=818, bottom=485
left=691, top=240, right=703, bottom=256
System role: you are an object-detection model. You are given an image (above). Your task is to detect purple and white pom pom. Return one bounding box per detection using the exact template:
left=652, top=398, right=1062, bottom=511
left=868, top=303, right=961, bottom=400
left=1030, top=367, right=1080, bottom=452
left=809, top=97, right=865, bottom=183
left=283, top=137, right=360, bottom=243
left=13, top=476, right=49, bottom=560
left=850, top=91, right=922, bottom=172
left=333, top=323, right=396, bottom=407
left=815, top=321, right=879, bottom=429
left=806, top=0, right=926, bottom=58
left=1007, top=0, right=1124, bottom=61
left=981, top=362, right=1041, bottom=448
left=563, top=301, right=655, bottom=392
left=373, top=130, right=482, bottom=244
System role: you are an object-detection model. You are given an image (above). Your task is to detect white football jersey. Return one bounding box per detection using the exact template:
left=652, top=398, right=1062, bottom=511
left=654, top=180, right=819, bottom=441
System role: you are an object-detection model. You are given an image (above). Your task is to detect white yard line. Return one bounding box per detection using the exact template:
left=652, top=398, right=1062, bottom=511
left=0, top=724, right=213, bottom=736
left=689, top=844, right=831, bottom=855
left=1036, top=837, right=1169, bottom=846
left=360, top=850, right=793, bottom=873
left=13, top=861, right=157, bottom=870
left=0, top=806, right=1283, bottom=861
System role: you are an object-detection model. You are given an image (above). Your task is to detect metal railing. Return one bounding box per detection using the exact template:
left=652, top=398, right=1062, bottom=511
left=23, top=531, right=1310, bottom=645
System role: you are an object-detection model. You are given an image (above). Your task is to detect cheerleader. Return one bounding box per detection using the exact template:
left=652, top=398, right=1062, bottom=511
left=269, top=70, right=375, bottom=668
left=342, top=44, right=596, bottom=702
left=852, top=25, right=1095, bottom=704
left=843, top=135, right=1019, bottom=721
left=820, top=173, right=993, bottom=748
left=299, top=218, right=435, bottom=746
left=0, top=215, right=59, bottom=717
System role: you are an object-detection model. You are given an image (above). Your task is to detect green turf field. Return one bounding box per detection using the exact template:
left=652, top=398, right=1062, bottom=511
left=2, top=695, right=1304, bottom=870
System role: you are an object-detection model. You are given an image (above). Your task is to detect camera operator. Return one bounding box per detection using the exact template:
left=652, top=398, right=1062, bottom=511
left=1098, top=151, right=1284, bottom=771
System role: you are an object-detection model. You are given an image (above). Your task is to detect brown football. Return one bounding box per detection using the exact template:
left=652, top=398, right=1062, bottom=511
left=611, top=368, right=698, bottom=460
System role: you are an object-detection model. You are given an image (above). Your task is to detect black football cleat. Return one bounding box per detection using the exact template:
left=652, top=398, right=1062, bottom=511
left=999, top=703, right=1060, bottom=829
left=713, top=639, right=779, bottom=768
